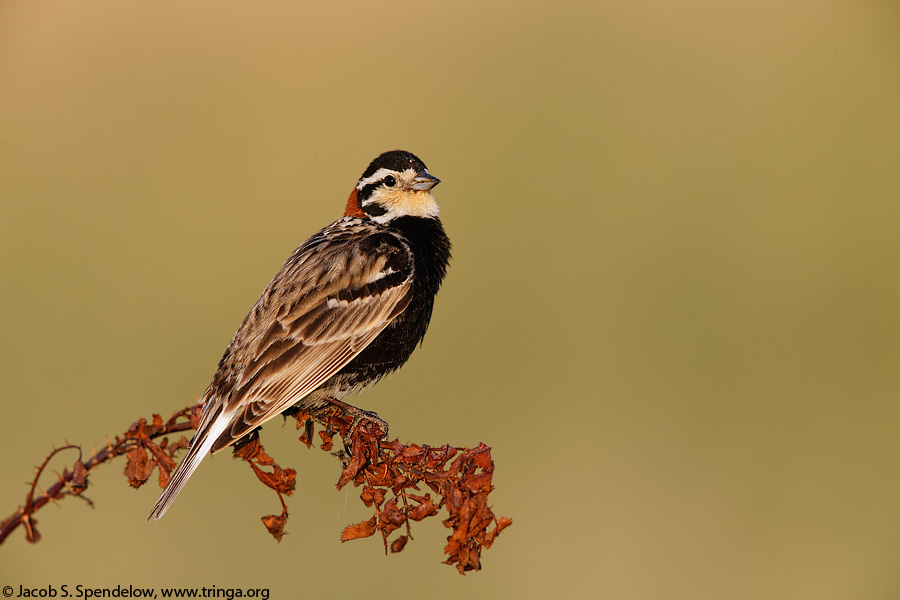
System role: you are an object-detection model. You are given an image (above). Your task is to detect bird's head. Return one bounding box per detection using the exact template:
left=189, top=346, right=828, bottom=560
left=345, top=150, right=440, bottom=223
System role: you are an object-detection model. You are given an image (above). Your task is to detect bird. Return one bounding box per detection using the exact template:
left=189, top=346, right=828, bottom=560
left=148, top=150, right=451, bottom=520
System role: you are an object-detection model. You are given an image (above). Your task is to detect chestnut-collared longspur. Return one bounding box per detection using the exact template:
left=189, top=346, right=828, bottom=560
left=148, top=150, right=451, bottom=520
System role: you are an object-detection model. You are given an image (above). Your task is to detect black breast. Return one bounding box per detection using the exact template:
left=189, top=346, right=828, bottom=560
left=337, top=216, right=451, bottom=387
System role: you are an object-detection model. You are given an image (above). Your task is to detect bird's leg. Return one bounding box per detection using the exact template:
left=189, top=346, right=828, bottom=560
left=326, top=398, right=390, bottom=450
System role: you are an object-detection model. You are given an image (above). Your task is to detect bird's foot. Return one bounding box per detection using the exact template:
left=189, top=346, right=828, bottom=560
left=326, top=398, right=389, bottom=451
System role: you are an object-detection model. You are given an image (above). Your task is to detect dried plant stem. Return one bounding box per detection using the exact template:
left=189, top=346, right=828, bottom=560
left=0, top=403, right=511, bottom=573
left=0, top=406, right=197, bottom=545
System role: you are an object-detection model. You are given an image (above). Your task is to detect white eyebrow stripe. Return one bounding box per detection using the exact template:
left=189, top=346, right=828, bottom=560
left=357, top=168, right=394, bottom=189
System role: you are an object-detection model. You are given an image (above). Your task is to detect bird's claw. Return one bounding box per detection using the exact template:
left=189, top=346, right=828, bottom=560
left=342, top=408, right=389, bottom=451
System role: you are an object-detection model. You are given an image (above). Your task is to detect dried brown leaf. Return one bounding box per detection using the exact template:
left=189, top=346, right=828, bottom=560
left=337, top=445, right=368, bottom=489
left=360, top=486, right=386, bottom=508
left=149, top=414, right=164, bottom=435
left=340, top=515, right=377, bottom=542
left=365, top=463, right=393, bottom=487
left=408, top=497, right=438, bottom=521
left=69, top=460, right=88, bottom=496
left=464, top=471, right=493, bottom=493
left=468, top=444, right=493, bottom=471
left=390, top=534, right=409, bottom=553
left=146, top=440, right=177, bottom=472
left=261, top=513, right=287, bottom=542
left=123, top=447, right=154, bottom=488
left=481, top=517, right=513, bottom=548
left=232, top=437, right=260, bottom=462
left=272, top=466, right=297, bottom=495
left=378, top=497, right=406, bottom=536
left=254, top=445, right=275, bottom=467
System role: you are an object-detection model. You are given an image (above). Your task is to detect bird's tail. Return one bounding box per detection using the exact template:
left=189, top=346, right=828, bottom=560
left=146, top=407, right=231, bottom=521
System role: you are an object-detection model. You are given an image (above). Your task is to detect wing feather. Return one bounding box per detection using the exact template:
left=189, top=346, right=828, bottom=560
left=149, top=221, right=415, bottom=519
left=205, top=224, right=414, bottom=452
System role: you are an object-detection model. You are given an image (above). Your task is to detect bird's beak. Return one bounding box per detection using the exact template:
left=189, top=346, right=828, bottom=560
left=410, top=171, right=440, bottom=191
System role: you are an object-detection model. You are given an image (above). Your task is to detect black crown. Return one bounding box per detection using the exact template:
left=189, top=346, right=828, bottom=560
left=361, top=150, right=428, bottom=179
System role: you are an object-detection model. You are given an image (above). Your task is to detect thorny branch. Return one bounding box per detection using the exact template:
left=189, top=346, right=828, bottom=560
left=0, top=406, right=199, bottom=546
left=0, top=403, right=511, bottom=573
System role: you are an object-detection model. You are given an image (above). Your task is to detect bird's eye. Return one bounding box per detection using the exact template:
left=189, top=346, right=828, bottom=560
left=383, top=175, right=396, bottom=187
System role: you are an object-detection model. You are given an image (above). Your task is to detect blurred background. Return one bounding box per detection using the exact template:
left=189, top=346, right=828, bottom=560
left=2, top=0, right=900, bottom=598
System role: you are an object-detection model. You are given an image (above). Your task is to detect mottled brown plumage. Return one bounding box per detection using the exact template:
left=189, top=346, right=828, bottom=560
left=148, top=151, right=450, bottom=520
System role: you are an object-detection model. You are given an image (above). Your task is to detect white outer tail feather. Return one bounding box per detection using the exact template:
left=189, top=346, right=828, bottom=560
left=146, top=414, right=232, bottom=521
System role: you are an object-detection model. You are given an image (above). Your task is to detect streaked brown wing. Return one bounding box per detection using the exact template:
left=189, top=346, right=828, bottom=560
left=202, top=224, right=413, bottom=453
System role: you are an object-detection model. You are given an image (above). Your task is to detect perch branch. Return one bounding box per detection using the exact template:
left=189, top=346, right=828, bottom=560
left=1, top=402, right=511, bottom=573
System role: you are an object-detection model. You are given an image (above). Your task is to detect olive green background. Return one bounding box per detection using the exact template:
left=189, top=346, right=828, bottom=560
left=2, top=1, right=900, bottom=598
